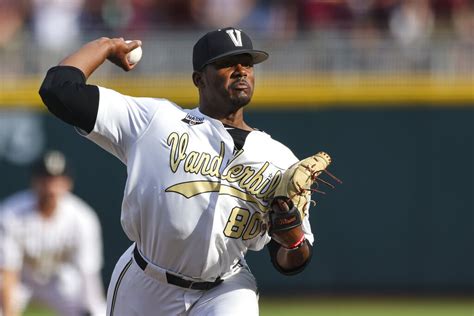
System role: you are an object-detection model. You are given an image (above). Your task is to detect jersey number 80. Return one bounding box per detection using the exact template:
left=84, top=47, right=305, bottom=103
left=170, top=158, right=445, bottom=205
left=224, top=207, right=264, bottom=240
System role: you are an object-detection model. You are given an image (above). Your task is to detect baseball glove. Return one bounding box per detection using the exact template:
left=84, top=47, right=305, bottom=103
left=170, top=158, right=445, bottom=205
left=268, top=152, right=339, bottom=248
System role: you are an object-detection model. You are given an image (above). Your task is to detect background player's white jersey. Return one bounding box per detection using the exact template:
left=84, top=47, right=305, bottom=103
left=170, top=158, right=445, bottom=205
left=0, top=190, right=103, bottom=282
left=83, top=86, right=314, bottom=281
left=0, top=190, right=106, bottom=315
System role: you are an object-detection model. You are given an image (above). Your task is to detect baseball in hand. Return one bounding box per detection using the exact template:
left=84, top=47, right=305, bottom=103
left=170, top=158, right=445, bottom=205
left=126, top=41, right=143, bottom=64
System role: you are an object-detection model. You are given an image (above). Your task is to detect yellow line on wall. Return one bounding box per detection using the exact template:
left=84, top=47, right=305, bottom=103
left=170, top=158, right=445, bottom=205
left=1, top=74, right=472, bottom=109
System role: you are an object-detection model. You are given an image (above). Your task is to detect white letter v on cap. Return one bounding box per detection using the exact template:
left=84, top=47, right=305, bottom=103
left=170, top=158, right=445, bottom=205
left=226, top=29, right=243, bottom=47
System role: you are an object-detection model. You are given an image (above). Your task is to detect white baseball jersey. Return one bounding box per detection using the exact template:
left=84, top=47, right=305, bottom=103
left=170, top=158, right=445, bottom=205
left=0, top=190, right=105, bottom=315
left=83, top=86, right=314, bottom=282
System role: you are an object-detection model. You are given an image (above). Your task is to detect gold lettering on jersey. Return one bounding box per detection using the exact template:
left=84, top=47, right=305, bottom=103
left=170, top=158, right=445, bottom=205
left=255, top=172, right=281, bottom=200
left=198, top=153, right=211, bottom=175
left=221, top=165, right=244, bottom=182
left=168, top=132, right=225, bottom=176
left=207, top=143, right=224, bottom=177
left=184, top=151, right=200, bottom=173
left=166, top=132, right=283, bottom=210
left=167, top=132, right=188, bottom=173
left=221, top=163, right=273, bottom=198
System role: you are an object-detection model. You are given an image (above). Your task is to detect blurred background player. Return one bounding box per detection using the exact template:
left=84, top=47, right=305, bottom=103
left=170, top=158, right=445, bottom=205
left=0, top=150, right=106, bottom=316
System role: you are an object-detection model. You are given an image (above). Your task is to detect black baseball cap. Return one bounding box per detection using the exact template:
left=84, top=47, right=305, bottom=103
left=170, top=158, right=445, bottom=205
left=193, top=27, right=269, bottom=71
left=32, top=150, right=72, bottom=177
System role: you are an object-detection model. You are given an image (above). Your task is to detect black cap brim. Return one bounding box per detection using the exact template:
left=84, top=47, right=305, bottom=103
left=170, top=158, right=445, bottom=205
left=200, top=49, right=269, bottom=70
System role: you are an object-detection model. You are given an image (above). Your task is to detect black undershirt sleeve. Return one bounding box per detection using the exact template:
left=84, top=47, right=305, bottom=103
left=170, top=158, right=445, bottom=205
left=267, top=239, right=313, bottom=275
left=39, top=66, right=99, bottom=133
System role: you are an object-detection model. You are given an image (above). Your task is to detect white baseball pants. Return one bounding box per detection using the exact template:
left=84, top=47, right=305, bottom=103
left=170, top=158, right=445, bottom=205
left=106, top=245, right=259, bottom=316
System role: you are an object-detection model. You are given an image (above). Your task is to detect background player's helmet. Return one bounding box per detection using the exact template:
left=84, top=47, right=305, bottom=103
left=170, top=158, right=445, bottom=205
left=192, top=27, right=269, bottom=71
left=32, top=150, right=72, bottom=178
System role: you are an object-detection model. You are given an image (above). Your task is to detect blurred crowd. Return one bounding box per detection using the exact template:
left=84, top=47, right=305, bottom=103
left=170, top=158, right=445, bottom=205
left=1, top=0, right=473, bottom=50
left=0, top=0, right=472, bottom=77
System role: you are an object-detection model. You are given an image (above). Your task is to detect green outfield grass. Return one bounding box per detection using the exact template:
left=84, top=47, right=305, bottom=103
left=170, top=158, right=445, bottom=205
left=259, top=297, right=474, bottom=316
left=25, top=297, right=474, bottom=316
left=24, top=303, right=53, bottom=316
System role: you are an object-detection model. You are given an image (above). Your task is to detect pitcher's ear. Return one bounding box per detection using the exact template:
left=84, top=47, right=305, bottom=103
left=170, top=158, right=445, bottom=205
left=192, top=71, right=204, bottom=88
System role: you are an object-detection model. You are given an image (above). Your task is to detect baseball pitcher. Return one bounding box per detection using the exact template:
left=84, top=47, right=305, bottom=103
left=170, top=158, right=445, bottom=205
left=38, top=27, right=339, bottom=315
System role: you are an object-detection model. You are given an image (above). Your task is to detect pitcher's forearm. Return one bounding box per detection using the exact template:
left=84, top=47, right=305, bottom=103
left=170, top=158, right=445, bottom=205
left=275, top=241, right=310, bottom=270
left=59, top=37, right=112, bottom=80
